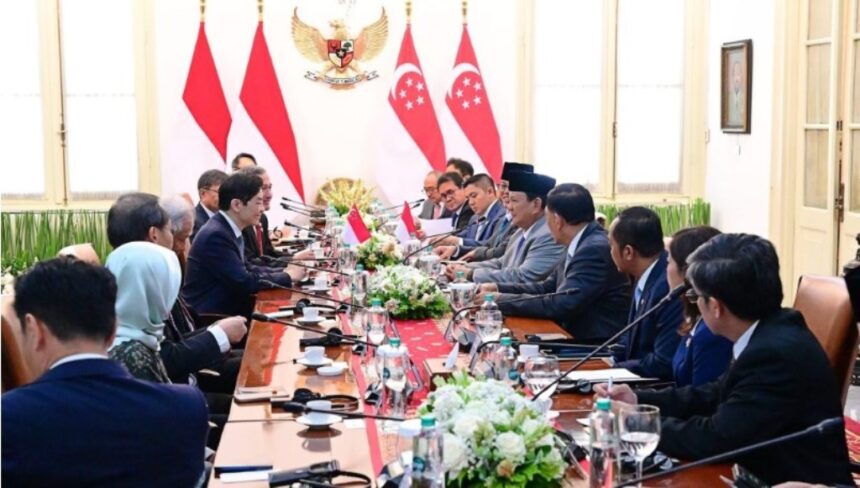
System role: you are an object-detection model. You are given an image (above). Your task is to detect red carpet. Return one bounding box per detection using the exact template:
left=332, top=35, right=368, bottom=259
left=845, top=416, right=860, bottom=485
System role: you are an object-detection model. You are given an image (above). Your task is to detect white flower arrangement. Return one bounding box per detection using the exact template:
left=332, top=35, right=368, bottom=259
left=419, top=372, right=567, bottom=487
left=368, top=264, right=448, bottom=319
left=355, top=232, right=402, bottom=271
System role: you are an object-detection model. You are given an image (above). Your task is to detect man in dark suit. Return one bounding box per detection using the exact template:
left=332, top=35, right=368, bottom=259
left=452, top=162, right=534, bottom=263
left=597, top=234, right=852, bottom=486
left=437, top=172, right=475, bottom=232
left=609, top=207, right=683, bottom=381
left=481, top=184, right=630, bottom=341
left=191, top=169, right=228, bottom=241
left=2, top=257, right=208, bottom=487
left=433, top=174, right=506, bottom=258
left=184, top=172, right=305, bottom=318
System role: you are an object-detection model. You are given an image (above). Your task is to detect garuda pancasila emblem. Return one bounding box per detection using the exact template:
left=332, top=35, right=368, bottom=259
left=292, top=7, right=388, bottom=89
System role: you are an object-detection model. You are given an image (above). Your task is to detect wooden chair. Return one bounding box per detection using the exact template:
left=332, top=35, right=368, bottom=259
left=1, top=295, right=32, bottom=392
left=57, top=243, right=101, bottom=265
left=793, top=275, right=860, bottom=405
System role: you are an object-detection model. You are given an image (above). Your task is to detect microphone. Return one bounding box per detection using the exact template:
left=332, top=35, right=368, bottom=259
left=259, top=280, right=366, bottom=311
left=443, top=288, right=582, bottom=345
left=382, top=198, right=424, bottom=211
left=258, top=256, right=353, bottom=277
left=271, top=400, right=404, bottom=422
left=281, top=220, right=324, bottom=237
left=530, top=284, right=690, bottom=400
left=281, top=196, right=322, bottom=210
left=617, top=417, right=844, bottom=487
left=401, top=216, right=488, bottom=263
left=280, top=202, right=316, bottom=217
left=251, top=313, right=375, bottom=348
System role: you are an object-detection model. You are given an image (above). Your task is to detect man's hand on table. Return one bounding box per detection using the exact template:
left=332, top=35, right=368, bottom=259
left=475, top=283, right=498, bottom=303
left=214, top=316, right=248, bottom=343
left=434, top=246, right=456, bottom=260
left=593, top=383, right=638, bottom=406
left=292, top=249, right=315, bottom=261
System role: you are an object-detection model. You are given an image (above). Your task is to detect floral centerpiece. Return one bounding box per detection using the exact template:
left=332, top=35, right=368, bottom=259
left=418, top=372, right=567, bottom=487
left=367, top=265, right=449, bottom=320
left=317, top=179, right=375, bottom=216
left=356, top=232, right=402, bottom=271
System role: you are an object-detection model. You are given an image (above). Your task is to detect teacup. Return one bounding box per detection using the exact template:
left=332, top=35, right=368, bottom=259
left=303, top=307, right=321, bottom=320
left=519, top=344, right=540, bottom=360
left=306, top=399, right=332, bottom=423
left=314, top=275, right=328, bottom=289
left=299, top=230, right=309, bottom=239
left=304, top=346, right=326, bottom=364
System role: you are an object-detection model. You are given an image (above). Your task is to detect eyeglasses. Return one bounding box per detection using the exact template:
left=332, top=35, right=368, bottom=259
left=684, top=289, right=706, bottom=305
left=421, top=187, right=438, bottom=195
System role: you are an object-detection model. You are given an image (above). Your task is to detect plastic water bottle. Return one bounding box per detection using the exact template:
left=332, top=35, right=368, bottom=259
left=493, top=336, right=519, bottom=385
left=352, top=264, right=370, bottom=308
left=384, top=337, right=409, bottom=419
left=367, top=298, right=389, bottom=345
left=396, top=419, right=422, bottom=488
left=475, top=294, right=503, bottom=343
left=411, top=415, right=444, bottom=488
left=449, top=271, right=474, bottom=310
left=589, top=397, right=619, bottom=488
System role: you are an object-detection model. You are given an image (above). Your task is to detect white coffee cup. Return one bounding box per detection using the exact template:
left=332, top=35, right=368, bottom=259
left=311, top=241, right=322, bottom=250
left=519, top=344, right=540, bottom=360
left=313, top=248, right=325, bottom=259
left=303, top=307, right=321, bottom=320
left=299, top=229, right=309, bottom=239
left=306, top=399, right=332, bottom=423
left=304, top=346, right=325, bottom=364
left=314, top=274, right=328, bottom=289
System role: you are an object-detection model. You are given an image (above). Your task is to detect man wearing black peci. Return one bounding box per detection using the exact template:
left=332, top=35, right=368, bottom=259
left=596, top=233, right=852, bottom=486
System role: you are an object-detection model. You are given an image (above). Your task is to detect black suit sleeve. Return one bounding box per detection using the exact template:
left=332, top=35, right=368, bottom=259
left=202, top=231, right=291, bottom=294
left=159, top=332, right=223, bottom=383
left=637, top=348, right=801, bottom=460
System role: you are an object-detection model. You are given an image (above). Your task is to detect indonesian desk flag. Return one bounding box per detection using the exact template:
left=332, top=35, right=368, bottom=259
left=374, top=24, right=446, bottom=204
left=182, top=21, right=232, bottom=161
left=394, top=201, right=418, bottom=243
left=230, top=21, right=305, bottom=206
left=445, top=26, right=502, bottom=180
left=343, top=205, right=372, bottom=246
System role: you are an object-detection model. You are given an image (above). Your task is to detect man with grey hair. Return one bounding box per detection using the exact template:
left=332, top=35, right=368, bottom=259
left=418, top=170, right=448, bottom=219
left=160, top=194, right=195, bottom=263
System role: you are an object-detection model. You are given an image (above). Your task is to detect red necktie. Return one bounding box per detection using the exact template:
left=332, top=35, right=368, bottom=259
left=255, top=224, right=264, bottom=256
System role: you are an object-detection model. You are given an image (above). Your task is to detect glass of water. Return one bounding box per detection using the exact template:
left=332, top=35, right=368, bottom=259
left=619, top=404, right=661, bottom=486
left=522, top=355, right=560, bottom=400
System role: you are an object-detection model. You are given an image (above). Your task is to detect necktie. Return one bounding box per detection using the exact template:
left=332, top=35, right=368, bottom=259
left=515, top=234, right=526, bottom=257
left=452, top=211, right=459, bottom=229
left=634, top=286, right=643, bottom=314
left=433, top=204, right=442, bottom=219
left=255, top=224, right=264, bottom=256
left=237, top=234, right=245, bottom=262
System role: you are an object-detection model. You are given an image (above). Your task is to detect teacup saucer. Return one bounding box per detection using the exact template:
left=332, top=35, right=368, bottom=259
left=296, top=413, right=342, bottom=429
left=296, top=357, right=333, bottom=368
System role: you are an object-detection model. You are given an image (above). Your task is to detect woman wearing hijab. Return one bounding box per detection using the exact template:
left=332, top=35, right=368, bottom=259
left=106, top=241, right=181, bottom=383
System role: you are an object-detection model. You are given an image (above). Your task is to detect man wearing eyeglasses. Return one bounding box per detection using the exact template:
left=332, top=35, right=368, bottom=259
left=437, top=172, right=474, bottom=232
left=192, top=169, right=229, bottom=242
left=417, top=171, right=448, bottom=220
left=596, top=234, right=852, bottom=486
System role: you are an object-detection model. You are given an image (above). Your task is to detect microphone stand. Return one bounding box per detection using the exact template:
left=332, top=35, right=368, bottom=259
left=272, top=401, right=405, bottom=422
left=259, top=257, right=353, bottom=277
left=382, top=199, right=424, bottom=211
left=616, top=417, right=843, bottom=487
left=250, top=313, right=375, bottom=347
left=259, top=280, right=366, bottom=311
left=280, top=202, right=318, bottom=217
left=281, top=196, right=322, bottom=210
left=281, top=220, right=324, bottom=237
left=530, top=284, right=689, bottom=401
left=401, top=217, right=487, bottom=263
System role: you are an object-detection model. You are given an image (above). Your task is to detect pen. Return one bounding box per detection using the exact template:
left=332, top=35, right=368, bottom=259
left=607, top=375, right=613, bottom=396
left=215, top=464, right=274, bottom=475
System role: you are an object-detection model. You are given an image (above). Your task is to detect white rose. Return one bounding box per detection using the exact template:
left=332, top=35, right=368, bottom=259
left=520, top=418, right=542, bottom=438
left=443, top=433, right=470, bottom=474
left=535, top=433, right=555, bottom=448
left=495, top=432, right=526, bottom=461
left=489, top=409, right=512, bottom=426
left=452, top=413, right=482, bottom=439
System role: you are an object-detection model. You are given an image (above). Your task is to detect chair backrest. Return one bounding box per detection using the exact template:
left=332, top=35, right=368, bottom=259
left=57, top=243, right=100, bottom=265
left=793, top=275, right=860, bottom=405
left=1, top=294, right=32, bottom=392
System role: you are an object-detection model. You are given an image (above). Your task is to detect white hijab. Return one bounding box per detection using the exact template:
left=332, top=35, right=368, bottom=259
left=106, top=242, right=182, bottom=351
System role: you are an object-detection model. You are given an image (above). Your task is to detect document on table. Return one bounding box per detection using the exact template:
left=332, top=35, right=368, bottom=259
left=419, top=218, right=453, bottom=237
left=562, top=368, right=647, bottom=383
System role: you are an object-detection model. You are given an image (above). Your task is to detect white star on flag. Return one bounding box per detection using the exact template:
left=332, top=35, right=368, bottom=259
left=400, top=90, right=406, bottom=99
left=456, top=89, right=463, bottom=98
left=406, top=78, right=413, bottom=86
left=474, top=96, right=481, bottom=104
left=417, top=82, right=424, bottom=91
left=417, top=96, right=424, bottom=105
left=462, top=101, right=469, bottom=109
left=475, top=82, right=482, bottom=91
left=406, top=101, right=414, bottom=110
left=463, top=78, right=471, bottom=86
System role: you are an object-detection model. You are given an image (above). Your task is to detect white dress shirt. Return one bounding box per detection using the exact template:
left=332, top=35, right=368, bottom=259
left=732, top=321, right=760, bottom=360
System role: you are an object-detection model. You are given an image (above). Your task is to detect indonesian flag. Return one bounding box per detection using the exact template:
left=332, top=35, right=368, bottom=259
left=394, top=201, right=418, bottom=243
left=374, top=25, right=446, bottom=204
left=343, top=205, right=372, bottom=246
left=182, top=21, right=231, bottom=161
left=445, top=26, right=502, bottom=180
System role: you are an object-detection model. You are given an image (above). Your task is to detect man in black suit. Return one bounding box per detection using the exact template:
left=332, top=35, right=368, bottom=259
left=191, top=169, right=228, bottom=241
left=609, top=207, right=683, bottom=381
left=184, top=172, right=305, bottom=318
left=2, top=258, right=208, bottom=487
left=597, top=234, right=852, bottom=486
left=479, top=184, right=630, bottom=341
left=437, top=172, right=475, bottom=233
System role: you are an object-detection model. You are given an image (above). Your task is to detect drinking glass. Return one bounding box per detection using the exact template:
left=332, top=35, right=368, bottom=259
left=619, top=404, right=661, bottom=486
left=522, top=355, right=560, bottom=400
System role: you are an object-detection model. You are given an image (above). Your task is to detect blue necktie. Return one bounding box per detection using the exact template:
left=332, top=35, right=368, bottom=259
left=237, top=234, right=245, bottom=262
left=515, top=234, right=526, bottom=257
left=634, top=286, right=643, bottom=314
left=451, top=212, right=459, bottom=229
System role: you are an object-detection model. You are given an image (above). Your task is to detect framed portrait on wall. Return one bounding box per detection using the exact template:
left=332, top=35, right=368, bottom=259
left=721, top=40, right=753, bottom=133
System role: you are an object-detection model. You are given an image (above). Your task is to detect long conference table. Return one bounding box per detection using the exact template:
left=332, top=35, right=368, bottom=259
left=208, top=288, right=731, bottom=487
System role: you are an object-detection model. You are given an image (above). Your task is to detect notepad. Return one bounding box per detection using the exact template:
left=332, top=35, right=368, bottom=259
left=220, top=470, right=273, bottom=483
left=561, top=368, right=644, bottom=383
